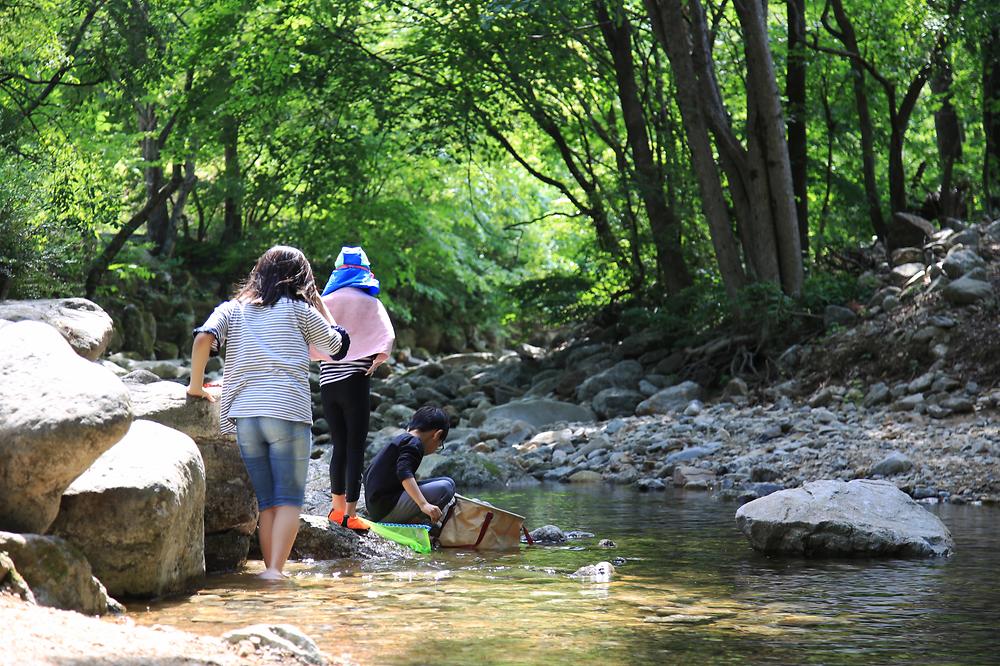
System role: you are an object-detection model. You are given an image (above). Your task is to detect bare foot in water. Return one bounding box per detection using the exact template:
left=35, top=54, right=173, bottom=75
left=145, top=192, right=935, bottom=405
left=257, top=569, right=286, bottom=581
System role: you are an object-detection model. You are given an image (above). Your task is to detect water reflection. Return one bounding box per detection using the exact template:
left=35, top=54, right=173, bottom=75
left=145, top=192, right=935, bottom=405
left=134, top=486, right=1000, bottom=665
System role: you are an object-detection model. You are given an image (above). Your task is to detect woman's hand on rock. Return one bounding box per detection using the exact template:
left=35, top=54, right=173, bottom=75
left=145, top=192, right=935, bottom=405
left=187, top=385, right=216, bottom=402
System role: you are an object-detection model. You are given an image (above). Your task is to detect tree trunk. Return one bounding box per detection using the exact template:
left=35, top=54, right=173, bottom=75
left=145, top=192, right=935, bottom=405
left=595, top=0, right=691, bottom=296
left=931, top=50, right=962, bottom=220
left=819, top=75, right=837, bottom=239
left=138, top=104, right=171, bottom=253
left=734, top=0, right=804, bottom=295
left=828, top=0, right=886, bottom=241
left=220, top=116, right=242, bottom=245
left=644, top=0, right=746, bottom=299
left=162, top=159, right=197, bottom=257
left=786, top=0, right=808, bottom=253
left=686, top=0, right=783, bottom=286
left=984, top=26, right=1000, bottom=216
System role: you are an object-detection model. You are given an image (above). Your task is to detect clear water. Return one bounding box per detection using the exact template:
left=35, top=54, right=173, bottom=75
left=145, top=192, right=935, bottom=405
left=135, top=485, right=1000, bottom=665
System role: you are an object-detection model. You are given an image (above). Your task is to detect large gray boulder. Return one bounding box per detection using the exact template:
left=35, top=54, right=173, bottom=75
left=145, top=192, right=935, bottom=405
left=0, top=298, right=114, bottom=361
left=51, top=420, right=207, bottom=597
left=0, top=321, right=133, bottom=534
left=942, top=246, right=986, bottom=279
left=129, top=380, right=257, bottom=572
left=485, top=399, right=593, bottom=429
left=887, top=212, right=935, bottom=253
left=635, top=381, right=703, bottom=416
left=0, top=531, right=119, bottom=615
left=941, top=276, right=994, bottom=305
left=128, top=380, right=223, bottom=441
left=575, top=360, right=643, bottom=402
left=417, top=451, right=505, bottom=487
left=735, top=479, right=954, bottom=557
left=592, top=388, right=645, bottom=420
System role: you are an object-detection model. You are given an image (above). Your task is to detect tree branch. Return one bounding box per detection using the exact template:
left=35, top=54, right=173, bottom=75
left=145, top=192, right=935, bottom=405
left=21, top=0, right=104, bottom=120
left=85, top=165, right=184, bottom=297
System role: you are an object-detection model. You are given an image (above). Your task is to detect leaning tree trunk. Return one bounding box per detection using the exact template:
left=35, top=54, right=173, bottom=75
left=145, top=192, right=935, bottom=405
left=786, top=0, right=808, bottom=254
left=644, top=0, right=746, bottom=299
left=828, top=0, right=886, bottom=242
left=85, top=166, right=184, bottom=298
left=734, top=0, right=804, bottom=295
left=595, top=0, right=692, bottom=296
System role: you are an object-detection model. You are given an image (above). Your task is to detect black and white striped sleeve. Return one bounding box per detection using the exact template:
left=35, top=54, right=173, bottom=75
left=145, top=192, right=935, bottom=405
left=193, top=301, right=233, bottom=354
left=296, top=302, right=344, bottom=358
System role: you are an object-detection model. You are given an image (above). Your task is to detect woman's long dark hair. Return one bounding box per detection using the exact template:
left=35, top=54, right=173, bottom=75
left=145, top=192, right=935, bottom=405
left=233, top=245, right=320, bottom=306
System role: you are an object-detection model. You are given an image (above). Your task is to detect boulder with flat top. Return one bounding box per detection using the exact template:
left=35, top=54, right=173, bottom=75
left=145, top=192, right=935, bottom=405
left=735, top=479, right=954, bottom=557
left=485, top=399, right=593, bottom=429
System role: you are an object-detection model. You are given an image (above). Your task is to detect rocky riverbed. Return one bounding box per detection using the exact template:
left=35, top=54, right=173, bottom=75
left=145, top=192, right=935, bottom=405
left=93, top=216, right=1000, bottom=508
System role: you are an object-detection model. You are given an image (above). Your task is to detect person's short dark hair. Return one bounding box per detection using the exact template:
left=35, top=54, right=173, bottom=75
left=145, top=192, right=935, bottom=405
left=408, top=405, right=449, bottom=440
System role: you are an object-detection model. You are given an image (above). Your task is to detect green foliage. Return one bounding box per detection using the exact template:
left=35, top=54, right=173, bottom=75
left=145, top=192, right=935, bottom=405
left=0, top=157, right=41, bottom=297
left=0, top=0, right=992, bottom=346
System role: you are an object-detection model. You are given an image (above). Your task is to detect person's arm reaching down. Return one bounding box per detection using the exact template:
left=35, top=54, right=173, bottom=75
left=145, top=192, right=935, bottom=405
left=187, top=332, right=216, bottom=402
left=400, top=477, right=443, bottom=523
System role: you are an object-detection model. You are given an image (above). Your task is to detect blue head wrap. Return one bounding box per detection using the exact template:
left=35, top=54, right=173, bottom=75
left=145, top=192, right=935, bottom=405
left=321, top=246, right=381, bottom=296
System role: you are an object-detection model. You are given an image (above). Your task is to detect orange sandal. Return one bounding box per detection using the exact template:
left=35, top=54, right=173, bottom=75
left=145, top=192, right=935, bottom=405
left=328, top=509, right=369, bottom=533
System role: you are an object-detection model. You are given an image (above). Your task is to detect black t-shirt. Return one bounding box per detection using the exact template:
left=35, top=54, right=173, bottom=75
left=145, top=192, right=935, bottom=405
left=363, top=433, right=424, bottom=521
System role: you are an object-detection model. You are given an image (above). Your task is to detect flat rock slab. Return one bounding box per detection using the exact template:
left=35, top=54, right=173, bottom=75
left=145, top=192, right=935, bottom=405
left=51, top=420, right=206, bottom=598
left=0, top=298, right=113, bottom=361
left=128, top=380, right=225, bottom=442
left=0, top=321, right=133, bottom=533
left=735, top=479, right=954, bottom=557
left=636, top=381, right=704, bottom=416
left=485, top=399, right=593, bottom=429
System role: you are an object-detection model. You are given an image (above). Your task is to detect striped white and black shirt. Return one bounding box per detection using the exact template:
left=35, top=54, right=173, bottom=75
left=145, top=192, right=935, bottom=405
left=195, top=297, right=343, bottom=434
left=319, top=355, right=374, bottom=385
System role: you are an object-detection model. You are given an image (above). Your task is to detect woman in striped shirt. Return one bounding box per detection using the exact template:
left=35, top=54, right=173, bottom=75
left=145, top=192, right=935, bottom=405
left=188, top=245, right=348, bottom=580
left=313, top=247, right=394, bottom=531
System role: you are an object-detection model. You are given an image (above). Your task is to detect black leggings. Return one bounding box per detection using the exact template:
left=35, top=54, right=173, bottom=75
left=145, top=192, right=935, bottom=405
left=320, top=372, right=371, bottom=503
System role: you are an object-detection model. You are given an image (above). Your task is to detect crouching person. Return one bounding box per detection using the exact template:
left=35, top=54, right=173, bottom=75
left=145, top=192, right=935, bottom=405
left=363, top=406, right=454, bottom=525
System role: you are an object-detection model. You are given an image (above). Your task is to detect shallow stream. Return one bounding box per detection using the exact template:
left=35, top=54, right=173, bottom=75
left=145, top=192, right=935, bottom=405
left=135, top=485, right=1000, bottom=664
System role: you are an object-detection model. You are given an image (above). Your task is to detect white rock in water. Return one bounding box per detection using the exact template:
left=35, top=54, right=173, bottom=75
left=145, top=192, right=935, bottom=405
left=223, top=624, right=327, bottom=665
left=735, top=479, right=954, bottom=557
left=571, top=561, right=615, bottom=582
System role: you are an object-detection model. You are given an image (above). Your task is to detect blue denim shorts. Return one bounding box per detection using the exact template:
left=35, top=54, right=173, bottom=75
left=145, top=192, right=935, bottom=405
left=234, top=417, right=312, bottom=511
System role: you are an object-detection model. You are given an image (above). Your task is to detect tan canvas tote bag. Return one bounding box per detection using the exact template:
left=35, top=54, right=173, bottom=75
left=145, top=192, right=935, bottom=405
left=438, top=494, right=533, bottom=550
